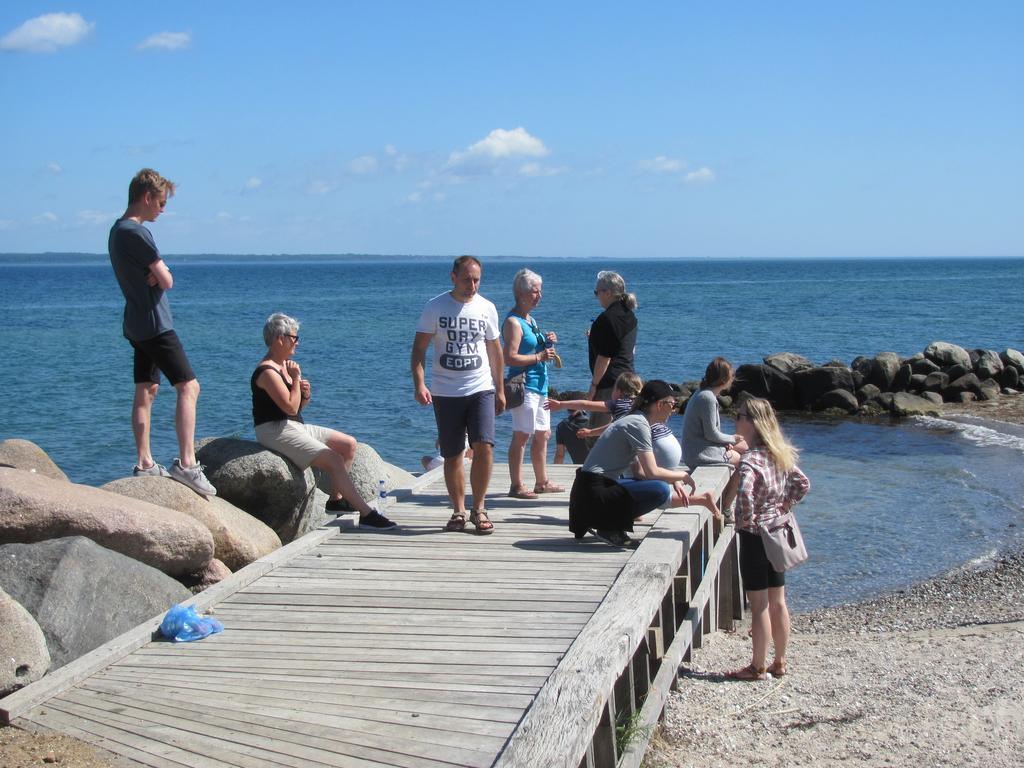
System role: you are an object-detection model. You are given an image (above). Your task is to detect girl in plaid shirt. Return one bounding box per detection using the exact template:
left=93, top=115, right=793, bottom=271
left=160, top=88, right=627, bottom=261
left=727, top=398, right=810, bottom=681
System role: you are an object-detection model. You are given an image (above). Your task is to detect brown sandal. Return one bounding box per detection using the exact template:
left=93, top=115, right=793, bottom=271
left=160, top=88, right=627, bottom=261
left=533, top=481, right=565, bottom=494
left=469, top=509, right=494, bottom=535
left=444, top=512, right=466, bottom=532
left=725, top=664, right=767, bottom=681
left=508, top=486, right=539, bottom=500
left=767, top=660, right=787, bottom=677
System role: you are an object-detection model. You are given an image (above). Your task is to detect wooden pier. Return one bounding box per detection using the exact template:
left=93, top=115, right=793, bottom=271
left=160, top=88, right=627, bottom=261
left=2, top=463, right=740, bottom=768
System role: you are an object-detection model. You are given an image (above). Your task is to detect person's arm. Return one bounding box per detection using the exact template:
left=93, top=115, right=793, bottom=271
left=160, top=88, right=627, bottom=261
left=577, top=422, right=609, bottom=440
left=257, top=362, right=303, bottom=416
left=734, top=462, right=759, bottom=528
left=635, top=451, right=695, bottom=504
left=547, top=398, right=608, bottom=413
left=147, top=258, right=173, bottom=290
left=696, top=392, right=737, bottom=445
left=298, top=377, right=311, bottom=411
left=782, top=466, right=810, bottom=510
left=411, top=332, right=434, bottom=405
left=588, top=355, right=611, bottom=398
left=486, top=337, right=506, bottom=414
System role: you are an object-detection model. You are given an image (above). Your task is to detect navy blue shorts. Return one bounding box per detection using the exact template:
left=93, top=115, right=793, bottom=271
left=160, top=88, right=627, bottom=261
left=130, top=330, right=196, bottom=386
left=738, top=530, right=786, bottom=591
left=433, top=391, right=496, bottom=458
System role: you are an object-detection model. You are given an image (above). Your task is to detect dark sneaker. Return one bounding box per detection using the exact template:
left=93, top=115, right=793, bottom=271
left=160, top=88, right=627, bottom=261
left=325, top=498, right=353, bottom=513
left=133, top=462, right=170, bottom=478
left=359, top=510, right=397, bottom=530
left=591, top=529, right=633, bottom=548
left=169, top=459, right=217, bottom=496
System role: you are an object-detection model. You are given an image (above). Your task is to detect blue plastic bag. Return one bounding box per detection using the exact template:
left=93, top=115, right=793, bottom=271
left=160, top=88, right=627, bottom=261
left=159, top=604, right=224, bottom=642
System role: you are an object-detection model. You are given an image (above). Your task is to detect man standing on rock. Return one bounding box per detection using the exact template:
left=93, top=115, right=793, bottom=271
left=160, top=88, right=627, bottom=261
left=412, top=256, right=505, bottom=534
left=108, top=169, right=216, bottom=496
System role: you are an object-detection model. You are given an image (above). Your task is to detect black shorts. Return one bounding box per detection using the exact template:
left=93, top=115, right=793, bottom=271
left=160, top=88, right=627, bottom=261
left=130, top=330, right=196, bottom=386
left=738, top=530, right=785, bottom=591
left=433, top=391, right=496, bottom=458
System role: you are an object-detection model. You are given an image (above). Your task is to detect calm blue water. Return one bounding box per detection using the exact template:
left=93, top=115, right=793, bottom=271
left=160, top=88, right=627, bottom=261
left=1, top=254, right=1022, bottom=609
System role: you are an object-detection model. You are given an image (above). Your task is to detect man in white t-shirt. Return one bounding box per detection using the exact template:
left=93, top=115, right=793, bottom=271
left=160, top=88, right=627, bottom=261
left=412, top=256, right=505, bottom=534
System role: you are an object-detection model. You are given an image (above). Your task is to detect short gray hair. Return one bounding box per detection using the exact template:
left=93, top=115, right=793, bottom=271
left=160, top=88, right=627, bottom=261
left=263, top=312, right=300, bottom=347
left=595, top=270, right=638, bottom=310
left=513, top=268, right=542, bottom=296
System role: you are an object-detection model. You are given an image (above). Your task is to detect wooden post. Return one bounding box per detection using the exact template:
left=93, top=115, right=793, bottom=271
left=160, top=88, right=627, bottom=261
left=592, top=698, right=618, bottom=767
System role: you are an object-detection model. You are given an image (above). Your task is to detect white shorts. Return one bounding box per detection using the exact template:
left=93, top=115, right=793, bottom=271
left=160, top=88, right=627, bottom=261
left=511, top=390, right=551, bottom=434
left=254, top=420, right=333, bottom=469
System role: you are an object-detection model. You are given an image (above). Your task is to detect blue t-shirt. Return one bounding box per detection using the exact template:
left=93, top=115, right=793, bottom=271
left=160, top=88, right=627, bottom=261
left=108, top=218, right=173, bottom=341
left=504, top=313, right=548, bottom=395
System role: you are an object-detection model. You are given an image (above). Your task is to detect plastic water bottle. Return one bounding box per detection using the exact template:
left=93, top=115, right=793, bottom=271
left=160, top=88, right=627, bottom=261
left=378, top=479, right=388, bottom=507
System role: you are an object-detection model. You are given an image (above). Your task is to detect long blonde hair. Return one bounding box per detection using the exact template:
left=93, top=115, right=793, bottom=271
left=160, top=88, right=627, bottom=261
left=743, top=398, right=799, bottom=472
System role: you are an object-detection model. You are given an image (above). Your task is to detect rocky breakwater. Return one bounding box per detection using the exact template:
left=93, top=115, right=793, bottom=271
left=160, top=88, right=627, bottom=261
left=708, top=342, right=1023, bottom=418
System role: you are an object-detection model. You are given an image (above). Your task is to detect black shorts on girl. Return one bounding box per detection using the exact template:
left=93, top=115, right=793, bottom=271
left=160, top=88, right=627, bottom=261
left=738, top=529, right=786, bottom=591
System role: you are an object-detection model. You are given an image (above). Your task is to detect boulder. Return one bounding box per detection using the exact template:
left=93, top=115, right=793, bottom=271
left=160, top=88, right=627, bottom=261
left=967, top=349, right=981, bottom=368
left=945, top=363, right=971, bottom=381
left=0, top=439, right=68, bottom=482
left=920, top=391, right=944, bottom=405
left=979, top=378, right=1001, bottom=402
left=763, top=352, right=813, bottom=376
left=180, top=557, right=233, bottom=595
left=716, top=394, right=733, bottom=409
left=890, top=392, right=942, bottom=417
left=974, top=349, right=1004, bottom=380
left=1001, top=348, right=1024, bottom=372
left=102, top=477, right=281, bottom=572
left=911, top=357, right=940, bottom=376
left=908, top=374, right=927, bottom=392
left=317, top=443, right=417, bottom=504
left=731, top=364, right=797, bottom=410
left=0, top=585, right=50, bottom=696
left=856, top=384, right=882, bottom=404
left=871, top=352, right=902, bottom=391
left=0, top=537, right=190, bottom=670
left=0, top=468, right=214, bottom=576
left=923, top=372, right=949, bottom=392
left=892, top=362, right=913, bottom=392
left=925, top=342, right=972, bottom=370
left=1000, top=366, right=1020, bottom=389
left=197, top=438, right=327, bottom=543
left=942, top=373, right=983, bottom=401
left=957, top=391, right=977, bottom=404
left=793, top=366, right=855, bottom=409
left=815, top=389, right=859, bottom=413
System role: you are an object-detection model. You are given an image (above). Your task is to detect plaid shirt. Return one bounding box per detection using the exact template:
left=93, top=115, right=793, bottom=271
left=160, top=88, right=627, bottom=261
left=734, top=448, right=810, bottom=532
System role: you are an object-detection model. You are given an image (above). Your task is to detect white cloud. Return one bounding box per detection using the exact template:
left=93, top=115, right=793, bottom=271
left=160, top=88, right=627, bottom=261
left=348, top=155, right=378, bottom=174
left=77, top=209, right=114, bottom=225
left=518, top=162, right=565, bottom=178
left=137, top=31, right=191, bottom=51
left=245, top=177, right=263, bottom=190
left=685, top=167, right=715, bottom=184
left=32, top=212, right=58, bottom=224
left=448, top=127, right=549, bottom=169
left=0, top=219, right=16, bottom=231
left=307, top=180, right=334, bottom=196
left=216, top=211, right=232, bottom=221
left=47, top=162, right=62, bottom=174
left=0, top=12, right=93, bottom=53
left=384, top=145, right=398, bottom=156
left=640, top=156, right=686, bottom=174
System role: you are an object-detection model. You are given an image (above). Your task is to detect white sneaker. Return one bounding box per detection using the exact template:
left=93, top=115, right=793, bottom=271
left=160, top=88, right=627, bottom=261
left=133, top=462, right=170, bottom=477
left=169, top=459, right=217, bottom=496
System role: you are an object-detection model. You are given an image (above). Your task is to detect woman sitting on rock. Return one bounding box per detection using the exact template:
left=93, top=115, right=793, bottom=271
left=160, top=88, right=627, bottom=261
left=726, top=397, right=810, bottom=681
left=568, top=380, right=699, bottom=547
left=251, top=313, right=396, bottom=529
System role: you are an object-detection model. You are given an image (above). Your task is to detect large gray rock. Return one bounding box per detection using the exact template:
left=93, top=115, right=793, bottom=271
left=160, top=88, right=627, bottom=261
left=0, top=537, right=190, bottom=670
left=911, top=357, right=940, bottom=376
left=908, top=373, right=927, bottom=392
left=1001, top=348, right=1024, bottom=372
left=763, top=352, right=814, bottom=376
left=852, top=353, right=902, bottom=391
left=314, top=443, right=417, bottom=503
left=925, top=342, right=971, bottom=370
left=974, top=349, right=1004, bottom=380
left=815, top=389, right=859, bottom=413
left=890, top=392, right=942, bottom=417
left=197, top=438, right=326, bottom=543
left=943, top=373, right=983, bottom=401
left=180, top=557, right=233, bottom=595
left=102, top=477, right=281, bottom=572
left=0, top=439, right=68, bottom=482
left=0, top=468, right=214, bottom=576
left=923, top=372, right=949, bottom=392
left=979, top=378, right=1001, bottom=402
left=793, top=366, right=855, bottom=409
left=856, top=384, right=882, bottom=404
left=731, top=364, right=797, bottom=410
left=945, top=363, right=971, bottom=381
left=1000, top=366, right=1020, bottom=389
left=920, top=391, right=944, bottom=405
left=0, top=585, right=50, bottom=696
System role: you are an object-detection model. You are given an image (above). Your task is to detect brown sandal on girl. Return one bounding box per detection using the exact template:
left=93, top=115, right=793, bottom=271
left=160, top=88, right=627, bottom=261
left=444, top=512, right=466, bottom=532
left=469, top=509, right=494, bottom=535
left=767, top=660, right=787, bottom=677
left=725, top=664, right=767, bottom=681
left=533, top=481, right=565, bottom=494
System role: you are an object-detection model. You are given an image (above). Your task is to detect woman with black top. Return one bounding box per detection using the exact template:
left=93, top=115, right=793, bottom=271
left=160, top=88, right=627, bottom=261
left=586, top=270, right=638, bottom=437
left=251, top=313, right=396, bottom=529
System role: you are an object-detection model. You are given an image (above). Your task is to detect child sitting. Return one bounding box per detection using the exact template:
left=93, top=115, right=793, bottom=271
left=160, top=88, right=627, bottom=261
left=546, top=372, right=642, bottom=440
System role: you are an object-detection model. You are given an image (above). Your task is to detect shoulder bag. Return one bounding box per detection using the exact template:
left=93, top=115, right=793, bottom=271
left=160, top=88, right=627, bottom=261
left=759, top=512, right=808, bottom=572
left=504, top=370, right=526, bottom=410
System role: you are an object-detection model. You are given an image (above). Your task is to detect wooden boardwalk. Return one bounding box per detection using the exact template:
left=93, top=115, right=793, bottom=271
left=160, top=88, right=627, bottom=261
left=2, top=462, right=739, bottom=768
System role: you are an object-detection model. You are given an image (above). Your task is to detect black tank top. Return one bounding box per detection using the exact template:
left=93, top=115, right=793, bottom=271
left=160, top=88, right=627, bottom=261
left=251, top=364, right=304, bottom=426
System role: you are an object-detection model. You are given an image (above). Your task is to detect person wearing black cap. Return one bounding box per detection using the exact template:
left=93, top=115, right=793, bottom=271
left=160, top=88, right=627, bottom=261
left=568, top=380, right=698, bottom=547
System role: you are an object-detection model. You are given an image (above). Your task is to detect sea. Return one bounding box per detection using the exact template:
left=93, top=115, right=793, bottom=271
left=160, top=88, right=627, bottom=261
left=1, top=254, right=1022, bottom=611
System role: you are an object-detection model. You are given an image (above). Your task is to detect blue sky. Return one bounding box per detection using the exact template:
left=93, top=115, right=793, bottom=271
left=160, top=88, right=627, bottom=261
left=1, top=2, right=1021, bottom=258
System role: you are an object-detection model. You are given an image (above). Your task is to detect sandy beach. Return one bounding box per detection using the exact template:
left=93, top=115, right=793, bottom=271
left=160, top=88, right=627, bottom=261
left=2, top=397, right=1022, bottom=767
